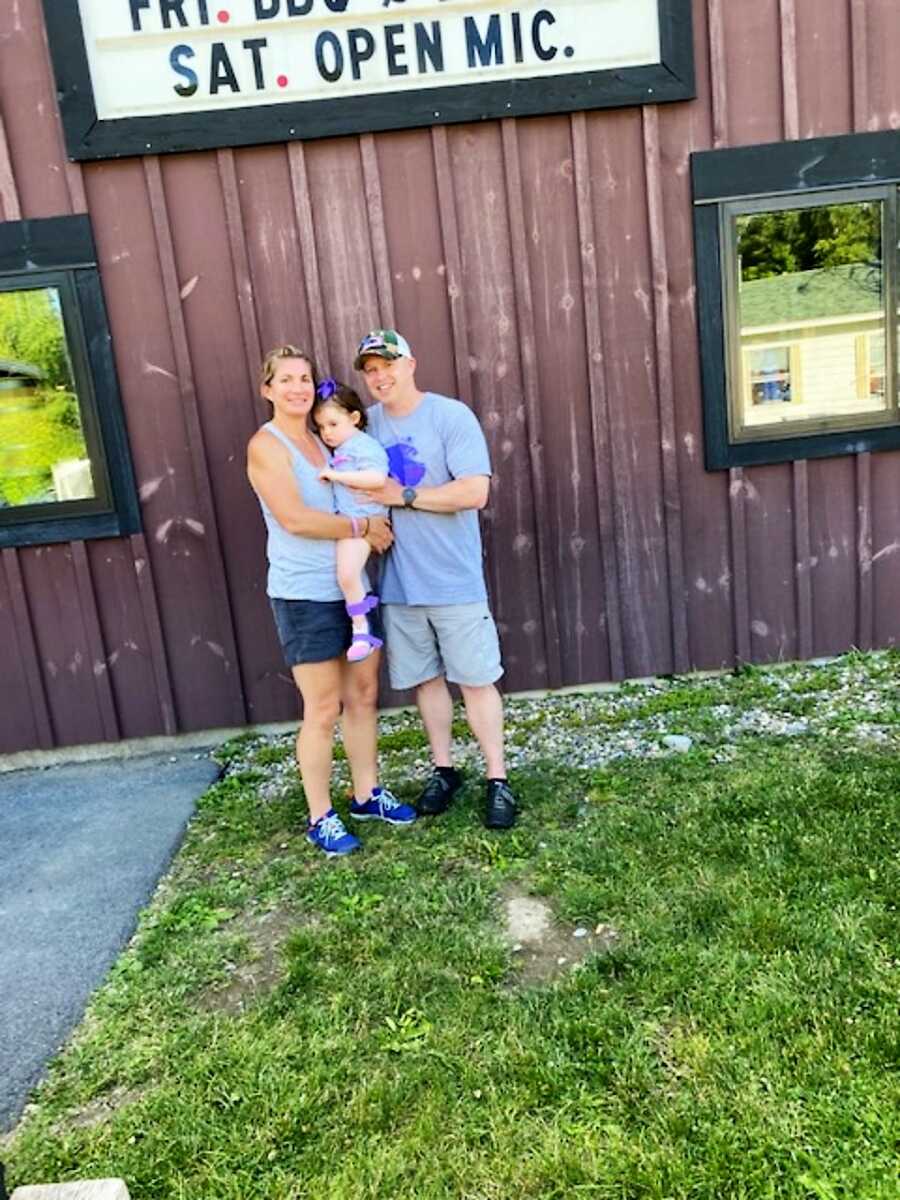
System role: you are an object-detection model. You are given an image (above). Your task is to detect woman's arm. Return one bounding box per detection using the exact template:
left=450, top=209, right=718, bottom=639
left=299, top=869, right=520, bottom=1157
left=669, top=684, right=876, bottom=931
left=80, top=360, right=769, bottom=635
left=247, top=430, right=392, bottom=552
left=319, top=466, right=388, bottom=489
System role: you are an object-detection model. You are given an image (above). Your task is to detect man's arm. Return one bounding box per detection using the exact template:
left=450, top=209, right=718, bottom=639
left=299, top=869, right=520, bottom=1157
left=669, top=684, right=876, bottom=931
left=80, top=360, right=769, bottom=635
left=355, top=474, right=490, bottom=513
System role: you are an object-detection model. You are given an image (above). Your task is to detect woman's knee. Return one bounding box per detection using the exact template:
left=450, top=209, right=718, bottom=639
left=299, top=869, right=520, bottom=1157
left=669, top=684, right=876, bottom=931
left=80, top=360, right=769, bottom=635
left=343, top=673, right=379, bottom=712
left=301, top=694, right=342, bottom=730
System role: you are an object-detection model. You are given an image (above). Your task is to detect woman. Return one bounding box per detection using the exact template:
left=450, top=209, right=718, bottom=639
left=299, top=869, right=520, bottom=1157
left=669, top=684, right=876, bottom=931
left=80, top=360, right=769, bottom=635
left=247, top=346, right=417, bottom=856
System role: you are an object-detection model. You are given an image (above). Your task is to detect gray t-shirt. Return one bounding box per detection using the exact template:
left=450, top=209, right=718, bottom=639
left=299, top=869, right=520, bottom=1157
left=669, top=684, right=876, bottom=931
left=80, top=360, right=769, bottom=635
left=329, top=430, right=389, bottom=519
left=366, top=392, right=491, bottom=605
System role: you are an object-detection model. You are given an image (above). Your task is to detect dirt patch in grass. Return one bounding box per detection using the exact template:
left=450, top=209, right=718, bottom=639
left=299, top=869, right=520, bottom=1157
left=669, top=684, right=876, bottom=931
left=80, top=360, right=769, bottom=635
left=199, top=906, right=313, bottom=1015
left=500, top=885, right=620, bottom=987
left=62, top=1085, right=147, bottom=1132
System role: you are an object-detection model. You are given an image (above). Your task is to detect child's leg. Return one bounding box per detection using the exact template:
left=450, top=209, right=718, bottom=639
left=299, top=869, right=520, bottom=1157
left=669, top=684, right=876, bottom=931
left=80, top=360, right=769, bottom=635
left=336, top=538, right=372, bottom=630
left=336, top=539, right=382, bottom=663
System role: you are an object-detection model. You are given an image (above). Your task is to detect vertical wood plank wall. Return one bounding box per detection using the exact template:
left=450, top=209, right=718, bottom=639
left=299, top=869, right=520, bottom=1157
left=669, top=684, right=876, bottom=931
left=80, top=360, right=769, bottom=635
left=0, top=0, right=898, bottom=754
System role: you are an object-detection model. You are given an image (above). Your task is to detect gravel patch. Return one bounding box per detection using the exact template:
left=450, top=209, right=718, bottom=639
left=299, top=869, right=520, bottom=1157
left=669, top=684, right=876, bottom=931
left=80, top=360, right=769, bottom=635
left=216, top=652, right=900, bottom=798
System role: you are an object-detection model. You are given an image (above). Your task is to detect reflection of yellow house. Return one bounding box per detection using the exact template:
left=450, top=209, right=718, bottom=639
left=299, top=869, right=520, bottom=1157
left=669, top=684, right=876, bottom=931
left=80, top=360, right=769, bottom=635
left=738, top=264, right=886, bottom=430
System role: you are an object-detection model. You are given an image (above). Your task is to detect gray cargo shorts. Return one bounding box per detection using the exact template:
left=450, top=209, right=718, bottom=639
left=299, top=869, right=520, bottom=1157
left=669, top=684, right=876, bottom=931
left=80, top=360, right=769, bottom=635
left=382, top=602, right=503, bottom=690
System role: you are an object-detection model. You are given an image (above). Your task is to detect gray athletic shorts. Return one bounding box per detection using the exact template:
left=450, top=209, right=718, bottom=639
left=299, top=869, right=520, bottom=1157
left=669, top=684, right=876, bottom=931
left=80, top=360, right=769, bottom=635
left=382, top=602, right=503, bottom=690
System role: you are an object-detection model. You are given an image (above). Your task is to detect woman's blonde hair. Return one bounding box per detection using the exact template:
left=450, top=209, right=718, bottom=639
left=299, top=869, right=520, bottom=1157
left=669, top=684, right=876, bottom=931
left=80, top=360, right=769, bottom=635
left=259, top=345, right=317, bottom=390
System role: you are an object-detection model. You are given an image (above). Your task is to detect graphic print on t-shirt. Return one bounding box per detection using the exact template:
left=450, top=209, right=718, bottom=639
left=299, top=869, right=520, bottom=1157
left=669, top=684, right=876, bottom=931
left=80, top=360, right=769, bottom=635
left=386, top=439, right=427, bottom=487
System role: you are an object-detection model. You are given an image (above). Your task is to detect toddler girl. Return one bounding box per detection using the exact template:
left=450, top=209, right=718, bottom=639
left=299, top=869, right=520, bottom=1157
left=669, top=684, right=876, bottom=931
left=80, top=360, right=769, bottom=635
left=313, top=379, right=389, bottom=662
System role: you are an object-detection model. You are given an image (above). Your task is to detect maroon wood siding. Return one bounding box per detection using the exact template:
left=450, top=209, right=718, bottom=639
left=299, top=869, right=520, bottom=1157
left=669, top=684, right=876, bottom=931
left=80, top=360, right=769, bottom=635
left=0, top=0, right=898, bottom=754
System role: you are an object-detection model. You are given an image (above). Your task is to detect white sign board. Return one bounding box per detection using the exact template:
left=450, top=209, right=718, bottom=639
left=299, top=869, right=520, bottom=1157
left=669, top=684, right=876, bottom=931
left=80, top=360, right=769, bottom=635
left=77, top=0, right=661, bottom=118
left=43, top=0, right=694, bottom=159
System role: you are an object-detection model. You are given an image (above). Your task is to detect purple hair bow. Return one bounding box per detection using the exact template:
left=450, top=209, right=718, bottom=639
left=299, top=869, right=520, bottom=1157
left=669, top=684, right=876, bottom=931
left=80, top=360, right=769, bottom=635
left=316, top=377, right=338, bottom=399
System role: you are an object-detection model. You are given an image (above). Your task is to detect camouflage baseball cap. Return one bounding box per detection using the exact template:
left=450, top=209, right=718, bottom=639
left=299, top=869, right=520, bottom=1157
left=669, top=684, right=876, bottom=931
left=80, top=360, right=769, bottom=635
left=353, top=329, right=413, bottom=370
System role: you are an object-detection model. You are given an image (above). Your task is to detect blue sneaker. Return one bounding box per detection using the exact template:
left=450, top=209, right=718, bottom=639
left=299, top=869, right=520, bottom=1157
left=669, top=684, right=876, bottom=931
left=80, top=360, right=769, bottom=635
left=349, top=786, right=417, bottom=826
left=306, top=809, right=360, bottom=856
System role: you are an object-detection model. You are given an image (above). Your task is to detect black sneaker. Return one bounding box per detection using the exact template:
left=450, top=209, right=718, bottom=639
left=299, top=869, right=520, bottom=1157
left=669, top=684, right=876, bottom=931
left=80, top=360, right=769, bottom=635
left=484, top=779, right=518, bottom=829
left=416, top=769, right=462, bottom=816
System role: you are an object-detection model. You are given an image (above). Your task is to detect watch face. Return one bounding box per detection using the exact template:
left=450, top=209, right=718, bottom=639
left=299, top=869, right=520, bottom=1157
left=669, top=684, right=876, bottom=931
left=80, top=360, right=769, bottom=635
left=402, top=487, right=416, bottom=506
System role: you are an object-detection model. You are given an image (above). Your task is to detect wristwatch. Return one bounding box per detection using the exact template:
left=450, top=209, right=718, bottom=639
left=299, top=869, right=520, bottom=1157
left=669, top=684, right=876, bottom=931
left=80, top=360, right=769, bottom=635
left=401, top=486, right=418, bottom=508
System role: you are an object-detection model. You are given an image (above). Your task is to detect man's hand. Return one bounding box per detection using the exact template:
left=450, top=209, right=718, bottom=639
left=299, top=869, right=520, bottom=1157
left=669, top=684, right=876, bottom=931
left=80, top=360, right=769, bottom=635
left=354, top=477, right=405, bottom=507
left=364, top=515, right=394, bottom=553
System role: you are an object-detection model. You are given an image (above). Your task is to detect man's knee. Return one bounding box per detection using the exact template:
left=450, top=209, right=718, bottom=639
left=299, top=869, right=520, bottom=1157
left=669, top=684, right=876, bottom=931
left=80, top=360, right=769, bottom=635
left=459, top=681, right=500, bottom=704
left=417, top=673, right=449, bottom=695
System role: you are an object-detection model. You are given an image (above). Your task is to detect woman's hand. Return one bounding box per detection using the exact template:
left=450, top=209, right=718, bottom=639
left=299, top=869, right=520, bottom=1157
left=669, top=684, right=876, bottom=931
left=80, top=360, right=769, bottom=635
left=364, top=515, right=393, bottom=553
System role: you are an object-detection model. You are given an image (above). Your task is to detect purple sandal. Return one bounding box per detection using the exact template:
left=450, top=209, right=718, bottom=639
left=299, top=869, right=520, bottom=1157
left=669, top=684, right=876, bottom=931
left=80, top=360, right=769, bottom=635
left=346, top=596, right=383, bottom=663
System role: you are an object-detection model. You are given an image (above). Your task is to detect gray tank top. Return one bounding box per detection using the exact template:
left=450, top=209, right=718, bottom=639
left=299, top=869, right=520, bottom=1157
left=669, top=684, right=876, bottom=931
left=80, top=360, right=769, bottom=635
left=256, top=422, right=343, bottom=601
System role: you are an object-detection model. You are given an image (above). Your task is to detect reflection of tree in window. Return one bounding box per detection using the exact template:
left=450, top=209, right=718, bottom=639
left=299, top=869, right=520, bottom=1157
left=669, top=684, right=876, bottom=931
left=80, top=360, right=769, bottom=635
left=0, top=288, right=94, bottom=508
left=738, top=202, right=881, bottom=281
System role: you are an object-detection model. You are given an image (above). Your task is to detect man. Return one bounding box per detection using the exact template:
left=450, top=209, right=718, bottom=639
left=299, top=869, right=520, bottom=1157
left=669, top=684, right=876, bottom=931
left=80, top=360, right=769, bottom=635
left=351, top=328, right=518, bottom=829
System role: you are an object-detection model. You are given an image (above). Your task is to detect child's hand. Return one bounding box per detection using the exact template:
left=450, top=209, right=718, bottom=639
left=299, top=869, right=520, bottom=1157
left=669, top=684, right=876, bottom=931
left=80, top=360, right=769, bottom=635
left=318, top=468, right=336, bottom=482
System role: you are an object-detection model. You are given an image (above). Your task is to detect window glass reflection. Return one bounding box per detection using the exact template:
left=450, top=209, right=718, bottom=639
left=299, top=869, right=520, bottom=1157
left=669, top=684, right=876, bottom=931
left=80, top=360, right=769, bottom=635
left=0, top=287, right=95, bottom=509
left=736, top=201, right=885, bottom=433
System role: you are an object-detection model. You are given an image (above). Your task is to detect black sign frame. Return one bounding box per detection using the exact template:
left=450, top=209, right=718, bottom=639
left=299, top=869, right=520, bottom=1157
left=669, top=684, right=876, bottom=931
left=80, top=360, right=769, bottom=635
left=43, top=0, right=695, bottom=162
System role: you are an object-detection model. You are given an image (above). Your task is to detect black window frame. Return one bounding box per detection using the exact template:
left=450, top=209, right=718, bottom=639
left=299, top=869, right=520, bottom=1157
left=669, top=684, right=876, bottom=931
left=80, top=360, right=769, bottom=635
left=692, top=128, right=900, bottom=470
left=42, top=0, right=695, bottom=162
left=0, top=215, right=140, bottom=549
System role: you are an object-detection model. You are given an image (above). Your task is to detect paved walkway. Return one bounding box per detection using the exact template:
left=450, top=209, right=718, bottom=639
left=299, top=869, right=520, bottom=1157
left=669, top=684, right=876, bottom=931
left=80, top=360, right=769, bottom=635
left=0, top=752, right=221, bottom=1132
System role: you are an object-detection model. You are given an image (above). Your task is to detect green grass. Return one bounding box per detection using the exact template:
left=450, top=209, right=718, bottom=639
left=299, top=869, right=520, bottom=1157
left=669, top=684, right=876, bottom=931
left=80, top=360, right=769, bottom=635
left=4, top=654, right=900, bottom=1199
left=0, top=389, right=88, bottom=506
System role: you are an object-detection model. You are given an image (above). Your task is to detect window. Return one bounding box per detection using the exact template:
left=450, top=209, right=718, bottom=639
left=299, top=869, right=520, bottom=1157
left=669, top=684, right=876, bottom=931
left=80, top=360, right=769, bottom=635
left=692, top=130, right=900, bottom=468
left=0, top=216, right=139, bottom=547
left=743, top=344, right=800, bottom=411
left=856, top=331, right=886, bottom=402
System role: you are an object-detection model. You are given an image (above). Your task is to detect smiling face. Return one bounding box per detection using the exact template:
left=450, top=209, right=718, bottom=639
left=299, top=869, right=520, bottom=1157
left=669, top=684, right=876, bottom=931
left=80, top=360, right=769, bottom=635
left=313, top=400, right=361, bottom=449
left=360, top=353, right=418, bottom=408
left=261, top=356, right=315, bottom=422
